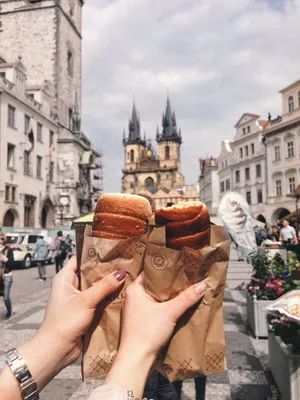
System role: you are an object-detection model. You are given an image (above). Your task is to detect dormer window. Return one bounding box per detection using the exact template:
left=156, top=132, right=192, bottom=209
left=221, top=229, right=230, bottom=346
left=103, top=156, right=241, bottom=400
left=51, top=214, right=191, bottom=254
left=288, top=96, right=294, bottom=113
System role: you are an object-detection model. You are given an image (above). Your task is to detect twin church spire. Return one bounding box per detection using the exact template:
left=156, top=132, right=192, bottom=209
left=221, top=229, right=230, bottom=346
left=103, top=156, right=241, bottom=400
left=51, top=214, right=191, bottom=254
left=123, top=97, right=182, bottom=146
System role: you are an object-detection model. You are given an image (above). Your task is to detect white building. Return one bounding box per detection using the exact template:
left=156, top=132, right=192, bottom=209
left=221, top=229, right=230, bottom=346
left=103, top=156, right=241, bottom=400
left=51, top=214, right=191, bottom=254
left=0, top=0, right=103, bottom=227
left=218, top=140, right=234, bottom=199
left=0, top=58, right=58, bottom=228
left=231, top=113, right=268, bottom=222
left=199, top=157, right=219, bottom=215
left=264, top=79, right=300, bottom=224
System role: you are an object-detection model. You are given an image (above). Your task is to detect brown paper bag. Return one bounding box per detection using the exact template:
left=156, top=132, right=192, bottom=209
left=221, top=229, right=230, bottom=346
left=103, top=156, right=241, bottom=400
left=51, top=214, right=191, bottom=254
left=80, top=225, right=148, bottom=381
left=144, top=225, right=230, bottom=381
left=80, top=224, right=230, bottom=382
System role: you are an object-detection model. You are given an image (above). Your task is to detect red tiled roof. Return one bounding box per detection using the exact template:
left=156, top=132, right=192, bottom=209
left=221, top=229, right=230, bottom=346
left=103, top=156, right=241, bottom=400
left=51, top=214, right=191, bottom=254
left=0, top=63, right=13, bottom=68
left=245, top=112, right=260, bottom=117
left=258, top=120, right=268, bottom=128
left=264, top=115, right=300, bottom=134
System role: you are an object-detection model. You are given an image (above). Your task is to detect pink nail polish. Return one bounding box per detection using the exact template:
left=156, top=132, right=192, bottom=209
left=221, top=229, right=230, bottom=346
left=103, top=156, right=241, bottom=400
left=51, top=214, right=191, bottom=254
left=194, top=282, right=206, bottom=295
left=114, top=269, right=126, bottom=281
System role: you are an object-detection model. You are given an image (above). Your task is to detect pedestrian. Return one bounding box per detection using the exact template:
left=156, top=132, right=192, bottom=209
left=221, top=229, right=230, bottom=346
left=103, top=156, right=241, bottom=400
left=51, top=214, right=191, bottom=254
left=33, top=236, right=48, bottom=281
left=0, top=233, right=14, bottom=319
left=173, top=376, right=206, bottom=400
left=65, top=234, right=73, bottom=261
left=51, top=231, right=67, bottom=273
left=279, top=219, right=298, bottom=246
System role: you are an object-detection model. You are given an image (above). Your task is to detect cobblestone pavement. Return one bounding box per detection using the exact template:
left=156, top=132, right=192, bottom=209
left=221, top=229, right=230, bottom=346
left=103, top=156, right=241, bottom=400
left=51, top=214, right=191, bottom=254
left=0, top=259, right=280, bottom=399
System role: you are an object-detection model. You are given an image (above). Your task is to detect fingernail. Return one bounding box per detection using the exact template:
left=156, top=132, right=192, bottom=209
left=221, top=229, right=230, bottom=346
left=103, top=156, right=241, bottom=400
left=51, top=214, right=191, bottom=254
left=113, top=269, right=127, bottom=281
left=194, top=282, right=206, bottom=295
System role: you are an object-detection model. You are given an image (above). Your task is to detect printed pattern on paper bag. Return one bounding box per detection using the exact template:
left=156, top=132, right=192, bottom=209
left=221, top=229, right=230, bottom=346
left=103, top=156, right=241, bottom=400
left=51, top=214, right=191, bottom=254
left=115, top=241, right=133, bottom=259
left=205, top=352, right=223, bottom=372
left=160, top=363, right=174, bottom=375
left=86, top=245, right=98, bottom=262
left=135, top=240, right=146, bottom=256
left=175, top=359, right=193, bottom=380
left=88, top=353, right=116, bottom=375
left=151, top=253, right=169, bottom=271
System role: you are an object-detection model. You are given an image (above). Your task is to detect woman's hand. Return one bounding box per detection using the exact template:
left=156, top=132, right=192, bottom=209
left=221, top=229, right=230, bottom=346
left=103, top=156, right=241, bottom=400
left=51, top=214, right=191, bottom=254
left=105, top=273, right=206, bottom=397
left=0, top=257, right=126, bottom=398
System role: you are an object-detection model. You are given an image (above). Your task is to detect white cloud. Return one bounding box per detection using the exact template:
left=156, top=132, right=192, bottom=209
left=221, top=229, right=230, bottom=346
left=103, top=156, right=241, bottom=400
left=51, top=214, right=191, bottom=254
left=82, top=0, right=300, bottom=191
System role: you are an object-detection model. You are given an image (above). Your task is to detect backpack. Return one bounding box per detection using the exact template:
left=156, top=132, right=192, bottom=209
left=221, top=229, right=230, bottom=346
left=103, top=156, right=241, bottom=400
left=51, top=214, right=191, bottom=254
left=58, top=240, right=68, bottom=257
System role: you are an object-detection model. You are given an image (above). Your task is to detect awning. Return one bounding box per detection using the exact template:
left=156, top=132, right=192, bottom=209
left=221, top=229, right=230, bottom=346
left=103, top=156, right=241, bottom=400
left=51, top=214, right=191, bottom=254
left=72, top=212, right=94, bottom=227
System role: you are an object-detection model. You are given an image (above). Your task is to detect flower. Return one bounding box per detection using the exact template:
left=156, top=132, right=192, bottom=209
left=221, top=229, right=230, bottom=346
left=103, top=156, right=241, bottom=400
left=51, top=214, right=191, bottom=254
left=276, top=287, right=283, bottom=296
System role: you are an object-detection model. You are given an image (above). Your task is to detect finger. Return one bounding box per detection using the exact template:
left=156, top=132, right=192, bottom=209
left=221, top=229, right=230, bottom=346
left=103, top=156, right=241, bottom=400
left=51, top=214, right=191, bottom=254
left=62, top=256, right=77, bottom=273
left=167, top=281, right=207, bottom=321
left=134, top=271, right=145, bottom=287
left=81, top=270, right=126, bottom=308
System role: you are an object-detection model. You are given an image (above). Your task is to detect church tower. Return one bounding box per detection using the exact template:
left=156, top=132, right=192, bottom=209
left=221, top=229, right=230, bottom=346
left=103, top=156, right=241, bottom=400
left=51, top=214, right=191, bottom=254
left=157, top=97, right=183, bottom=173
left=123, top=103, right=146, bottom=170
left=0, top=0, right=83, bottom=128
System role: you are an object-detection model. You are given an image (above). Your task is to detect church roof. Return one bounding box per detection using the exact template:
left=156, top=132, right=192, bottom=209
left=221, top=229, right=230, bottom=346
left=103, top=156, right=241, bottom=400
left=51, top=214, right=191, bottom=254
left=157, top=97, right=182, bottom=144
left=123, top=102, right=146, bottom=146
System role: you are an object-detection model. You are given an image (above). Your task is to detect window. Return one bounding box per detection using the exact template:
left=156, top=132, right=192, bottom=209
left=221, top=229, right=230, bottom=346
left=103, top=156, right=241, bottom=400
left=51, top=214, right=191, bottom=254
left=69, top=108, right=73, bottom=130
left=25, top=115, right=30, bottom=134
left=7, top=143, right=15, bottom=169
left=11, top=187, right=16, bottom=202
left=256, top=164, right=261, bottom=178
left=288, top=96, right=294, bottom=113
left=247, top=126, right=250, bottom=133
left=287, top=141, right=294, bottom=158
left=67, top=50, right=73, bottom=77
left=257, top=189, right=263, bottom=204
left=5, top=185, right=10, bottom=201
left=130, top=149, right=134, bottom=162
left=225, top=179, right=230, bottom=190
left=240, top=148, right=243, bottom=158
left=36, top=156, right=42, bottom=178
left=245, top=146, right=249, bottom=156
left=8, top=105, right=15, bottom=128
left=49, top=162, right=54, bottom=182
left=274, top=145, right=280, bottom=161
left=276, top=180, right=282, bottom=196
left=24, top=151, right=30, bottom=175
left=289, top=177, right=296, bottom=194
left=165, top=146, right=170, bottom=160
left=235, top=170, right=240, bottom=183
left=50, top=130, right=54, bottom=146
left=243, top=128, right=246, bottom=135
left=37, top=123, right=42, bottom=142
left=246, top=191, right=251, bottom=204
left=245, top=167, right=250, bottom=180
left=220, top=182, right=225, bottom=193
left=251, top=143, right=254, bottom=154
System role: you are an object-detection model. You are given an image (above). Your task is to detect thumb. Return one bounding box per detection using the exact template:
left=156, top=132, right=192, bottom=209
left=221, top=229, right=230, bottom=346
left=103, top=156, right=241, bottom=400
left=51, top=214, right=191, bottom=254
left=167, top=281, right=206, bottom=321
left=80, top=270, right=126, bottom=308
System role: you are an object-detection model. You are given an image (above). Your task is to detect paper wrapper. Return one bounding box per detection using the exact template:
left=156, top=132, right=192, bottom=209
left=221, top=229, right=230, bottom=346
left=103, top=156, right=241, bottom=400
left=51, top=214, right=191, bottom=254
left=80, top=224, right=230, bottom=382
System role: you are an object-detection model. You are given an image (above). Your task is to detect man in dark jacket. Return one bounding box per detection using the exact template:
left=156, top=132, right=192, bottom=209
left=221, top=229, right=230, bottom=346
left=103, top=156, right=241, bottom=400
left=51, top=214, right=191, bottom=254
left=0, top=233, right=14, bottom=319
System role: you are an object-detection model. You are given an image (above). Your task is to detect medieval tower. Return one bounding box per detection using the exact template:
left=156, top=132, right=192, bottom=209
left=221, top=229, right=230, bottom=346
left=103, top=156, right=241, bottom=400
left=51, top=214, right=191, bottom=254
left=122, top=98, right=185, bottom=208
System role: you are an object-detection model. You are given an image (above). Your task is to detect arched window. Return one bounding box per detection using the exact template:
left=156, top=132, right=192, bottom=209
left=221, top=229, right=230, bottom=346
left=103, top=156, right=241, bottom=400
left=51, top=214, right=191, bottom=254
left=145, top=177, right=155, bottom=191
left=165, top=146, right=170, bottom=160
left=288, top=96, right=294, bottom=113
left=130, top=183, right=134, bottom=189
left=67, top=49, right=73, bottom=77
left=130, top=149, right=134, bottom=162
left=298, top=91, right=300, bottom=107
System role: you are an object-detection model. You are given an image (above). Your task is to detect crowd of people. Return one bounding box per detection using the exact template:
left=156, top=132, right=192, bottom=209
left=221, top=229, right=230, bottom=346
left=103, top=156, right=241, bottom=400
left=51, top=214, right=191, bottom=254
left=254, top=218, right=298, bottom=247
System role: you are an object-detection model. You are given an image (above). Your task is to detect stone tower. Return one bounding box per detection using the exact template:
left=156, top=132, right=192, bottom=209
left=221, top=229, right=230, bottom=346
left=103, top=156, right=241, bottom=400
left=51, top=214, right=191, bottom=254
left=0, top=0, right=83, bottom=127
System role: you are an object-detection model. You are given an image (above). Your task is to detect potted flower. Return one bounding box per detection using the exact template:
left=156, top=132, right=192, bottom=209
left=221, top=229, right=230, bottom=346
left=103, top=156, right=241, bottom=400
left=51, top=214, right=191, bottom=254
left=288, top=252, right=300, bottom=281
left=268, top=313, right=300, bottom=400
left=247, top=252, right=294, bottom=338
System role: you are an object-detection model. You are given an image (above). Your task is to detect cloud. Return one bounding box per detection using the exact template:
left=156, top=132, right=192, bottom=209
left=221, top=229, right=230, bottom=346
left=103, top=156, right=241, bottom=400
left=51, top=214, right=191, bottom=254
left=82, top=0, right=300, bottom=192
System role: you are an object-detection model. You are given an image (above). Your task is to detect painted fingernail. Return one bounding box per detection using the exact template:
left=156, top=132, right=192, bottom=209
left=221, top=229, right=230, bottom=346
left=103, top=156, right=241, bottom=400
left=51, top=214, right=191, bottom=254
left=113, top=269, right=127, bottom=281
left=194, top=282, right=206, bottom=295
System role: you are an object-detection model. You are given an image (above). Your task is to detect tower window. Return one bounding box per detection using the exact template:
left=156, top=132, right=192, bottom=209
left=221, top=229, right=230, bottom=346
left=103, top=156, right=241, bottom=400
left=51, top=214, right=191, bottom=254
left=67, top=50, right=73, bottom=77
left=130, top=149, right=134, bottom=162
left=69, top=108, right=73, bottom=130
left=145, top=177, right=154, bottom=191
left=288, top=96, right=294, bottom=113
left=165, top=146, right=170, bottom=160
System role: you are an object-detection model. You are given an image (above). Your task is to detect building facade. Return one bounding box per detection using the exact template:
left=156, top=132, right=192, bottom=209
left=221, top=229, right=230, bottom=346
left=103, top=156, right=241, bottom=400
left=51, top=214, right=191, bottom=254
left=264, top=80, right=300, bottom=224
left=230, top=113, right=268, bottom=222
left=0, top=59, right=58, bottom=228
left=122, top=99, right=199, bottom=208
left=218, top=140, right=234, bottom=201
left=0, top=0, right=102, bottom=227
left=199, top=157, right=219, bottom=215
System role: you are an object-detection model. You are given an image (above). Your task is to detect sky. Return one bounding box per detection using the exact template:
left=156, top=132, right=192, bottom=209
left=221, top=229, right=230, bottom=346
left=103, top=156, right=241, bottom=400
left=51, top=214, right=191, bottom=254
left=82, top=0, right=300, bottom=193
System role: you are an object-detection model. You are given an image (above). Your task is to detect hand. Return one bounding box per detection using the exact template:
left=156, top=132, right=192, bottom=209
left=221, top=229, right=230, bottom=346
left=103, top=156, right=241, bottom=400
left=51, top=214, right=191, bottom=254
left=1, top=255, right=8, bottom=263
left=0, top=256, right=127, bottom=398
left=105, top=273, right=206, bottom=397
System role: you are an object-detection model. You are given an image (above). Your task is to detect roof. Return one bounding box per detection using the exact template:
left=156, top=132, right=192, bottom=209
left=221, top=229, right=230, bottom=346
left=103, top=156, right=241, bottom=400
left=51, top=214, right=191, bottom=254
left=234, top=113, right=260, bottom=128
left=258, top=120, right=268, bottom=128
left=0, top=63, right=13, bottom=68
left=264, top=115, right=300, bottom=135
left=279, top=79, right=300, bottom=94
left=26, top=85, right=41, bottom=91
left=199, top=157, right=218, bottom=167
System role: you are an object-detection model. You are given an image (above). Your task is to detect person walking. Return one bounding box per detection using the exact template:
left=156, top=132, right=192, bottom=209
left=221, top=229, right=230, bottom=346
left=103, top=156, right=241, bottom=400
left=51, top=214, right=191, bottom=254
left=0, top=233, right=14, bottom=319
left=51, top=231, right=67, bottom=274
left=33, top=236, right=48, bottom=281
left=279, top=219, right=298, bottom=246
